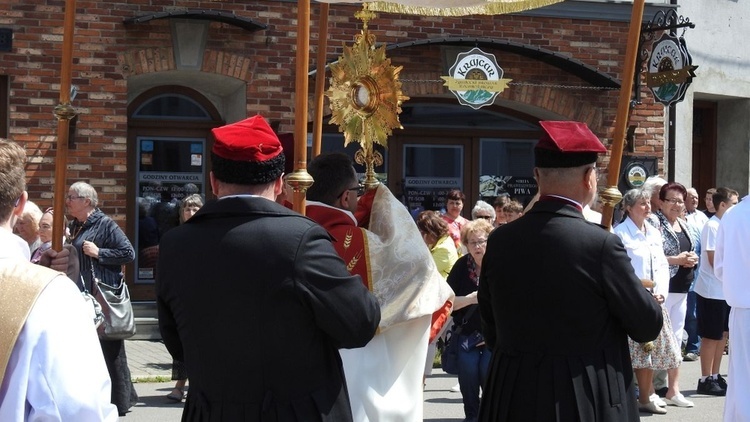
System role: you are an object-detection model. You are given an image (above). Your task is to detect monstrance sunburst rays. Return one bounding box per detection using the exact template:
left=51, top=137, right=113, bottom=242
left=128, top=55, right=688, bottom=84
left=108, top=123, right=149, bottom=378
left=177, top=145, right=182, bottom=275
left=325, top=6, right=409, bottom=188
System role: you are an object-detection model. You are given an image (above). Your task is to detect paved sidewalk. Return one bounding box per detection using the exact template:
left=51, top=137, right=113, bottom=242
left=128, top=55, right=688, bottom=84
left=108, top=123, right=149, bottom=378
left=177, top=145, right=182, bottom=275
left=125, top=340, right=173, bottom=381
left=124, top=339, right=727, bottom=422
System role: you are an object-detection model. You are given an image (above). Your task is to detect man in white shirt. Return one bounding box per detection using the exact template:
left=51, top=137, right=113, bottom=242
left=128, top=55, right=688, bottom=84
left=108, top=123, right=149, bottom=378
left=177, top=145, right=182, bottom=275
left=714, top=191, right=750, bottom=422
left=0, top=139, right=117, bottom=421
left=684, top=187, right=710, bottom=362
left=686, top=187, right=709, bottom=231
left=694, top=187, right=738, bottom=396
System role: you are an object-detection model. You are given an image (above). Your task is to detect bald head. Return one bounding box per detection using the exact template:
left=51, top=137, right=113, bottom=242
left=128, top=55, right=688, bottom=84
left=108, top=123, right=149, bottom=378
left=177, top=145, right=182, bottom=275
left=535, top=163, right=598, bottom=206
left=686, top=187, right=699, bottom=212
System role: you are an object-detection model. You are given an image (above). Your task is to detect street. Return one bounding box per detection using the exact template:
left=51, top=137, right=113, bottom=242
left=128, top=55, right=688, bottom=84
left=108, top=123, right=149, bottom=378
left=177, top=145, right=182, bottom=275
left=126, top=357, right=728, bottom=421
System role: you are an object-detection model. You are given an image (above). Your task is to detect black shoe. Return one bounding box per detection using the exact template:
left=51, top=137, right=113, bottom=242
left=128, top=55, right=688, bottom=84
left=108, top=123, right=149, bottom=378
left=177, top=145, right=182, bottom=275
left=716, top=374, right=728, bottom=390
left=697, top=378, right=726, bottom=396
left=655, top=386, right=669, bottom=398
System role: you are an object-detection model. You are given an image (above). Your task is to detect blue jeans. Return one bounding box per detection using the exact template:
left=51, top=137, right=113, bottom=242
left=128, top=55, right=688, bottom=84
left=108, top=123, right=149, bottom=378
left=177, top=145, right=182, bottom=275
left=457, top=334, right=491, bottom=420
left=685, top=290, right=700, bottom=353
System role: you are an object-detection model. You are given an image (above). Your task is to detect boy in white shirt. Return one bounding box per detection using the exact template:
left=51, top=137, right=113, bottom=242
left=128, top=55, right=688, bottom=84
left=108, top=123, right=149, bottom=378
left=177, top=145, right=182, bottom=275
left=694, top=187, right=739, bottom=396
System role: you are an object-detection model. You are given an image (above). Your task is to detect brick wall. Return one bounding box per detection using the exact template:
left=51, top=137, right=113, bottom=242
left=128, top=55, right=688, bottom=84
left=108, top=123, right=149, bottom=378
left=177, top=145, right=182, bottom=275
left=0, top=0, right=665, bottom=226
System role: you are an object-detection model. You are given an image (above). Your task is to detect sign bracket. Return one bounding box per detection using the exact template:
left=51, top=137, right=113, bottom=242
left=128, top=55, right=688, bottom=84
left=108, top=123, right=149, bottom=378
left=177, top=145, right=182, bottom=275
left=634, top=9, right=695, bottom=104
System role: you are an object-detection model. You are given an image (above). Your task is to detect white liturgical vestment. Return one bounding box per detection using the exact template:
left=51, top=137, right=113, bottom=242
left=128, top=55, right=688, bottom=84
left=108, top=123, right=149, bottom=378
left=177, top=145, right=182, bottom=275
left=0, top=228, right=117, bottom=421
left=714, top=195, right=750, bottom=422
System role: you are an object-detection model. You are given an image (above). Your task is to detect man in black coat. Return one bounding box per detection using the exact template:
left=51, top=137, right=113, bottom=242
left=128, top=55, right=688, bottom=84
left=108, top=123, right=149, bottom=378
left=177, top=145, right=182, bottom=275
left=478, top=121, right=663, bottom=422
left=157, top=116, right=381, bottom=422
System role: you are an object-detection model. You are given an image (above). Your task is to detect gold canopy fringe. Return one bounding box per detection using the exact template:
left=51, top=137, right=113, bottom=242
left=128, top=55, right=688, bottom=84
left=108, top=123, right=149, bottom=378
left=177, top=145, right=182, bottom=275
left=361, top=0, right=564, bottom=16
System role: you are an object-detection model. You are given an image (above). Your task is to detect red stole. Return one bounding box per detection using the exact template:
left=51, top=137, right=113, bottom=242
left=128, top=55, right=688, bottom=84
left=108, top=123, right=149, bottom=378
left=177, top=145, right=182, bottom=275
left=306, top=204, right=371, bottom=291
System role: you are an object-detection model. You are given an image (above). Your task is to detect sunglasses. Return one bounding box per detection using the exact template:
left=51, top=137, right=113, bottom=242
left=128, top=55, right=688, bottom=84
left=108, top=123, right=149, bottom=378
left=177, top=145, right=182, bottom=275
left=337, top=184, right=365, bottom=198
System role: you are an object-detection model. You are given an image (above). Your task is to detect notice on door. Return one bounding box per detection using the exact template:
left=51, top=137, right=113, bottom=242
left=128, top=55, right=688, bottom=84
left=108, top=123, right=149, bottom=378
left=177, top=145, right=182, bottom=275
left=135, top=137, right=205, bottom=283
left=403, top=177, right=462, bottom=215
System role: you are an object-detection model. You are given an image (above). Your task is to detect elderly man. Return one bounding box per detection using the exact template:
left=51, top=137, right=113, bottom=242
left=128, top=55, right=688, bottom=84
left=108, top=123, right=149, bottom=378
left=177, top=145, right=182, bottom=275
left=157, top=117, right=380, bottom=421
left=478, top=121, right=663, bottom=422
left=13, top=200, right=42, bottom=254
left=683, top=186, right=709, bottom=362
left=686, top=187, right=709, bottom=230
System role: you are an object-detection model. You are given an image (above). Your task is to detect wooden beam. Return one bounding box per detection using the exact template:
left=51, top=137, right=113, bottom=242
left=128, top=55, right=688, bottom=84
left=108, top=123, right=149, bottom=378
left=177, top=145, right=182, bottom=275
left=51, top=0, right=77, bottom=250
left=601, top=0, right=645, bottom=229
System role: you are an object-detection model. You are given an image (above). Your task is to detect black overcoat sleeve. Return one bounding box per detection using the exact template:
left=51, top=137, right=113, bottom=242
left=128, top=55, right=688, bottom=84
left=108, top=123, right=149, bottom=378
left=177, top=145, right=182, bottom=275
left=294, top=223, right=380, bottom=349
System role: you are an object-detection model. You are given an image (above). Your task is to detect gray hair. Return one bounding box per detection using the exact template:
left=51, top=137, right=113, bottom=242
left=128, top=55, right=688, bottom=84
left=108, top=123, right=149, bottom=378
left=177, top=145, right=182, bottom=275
left=69, top=181, right=99, bottom=207
left=22, top=200, right=43, bottom=224
left=471, top=200, right=496, bottom=220
left=641, top=176, right=667, bottom=197
left=621, top=188, right=651, bottom=210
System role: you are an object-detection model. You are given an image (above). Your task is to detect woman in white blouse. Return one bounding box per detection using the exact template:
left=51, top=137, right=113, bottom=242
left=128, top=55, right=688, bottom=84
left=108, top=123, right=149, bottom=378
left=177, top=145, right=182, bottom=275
left=614, top=189, right=682, bottom=414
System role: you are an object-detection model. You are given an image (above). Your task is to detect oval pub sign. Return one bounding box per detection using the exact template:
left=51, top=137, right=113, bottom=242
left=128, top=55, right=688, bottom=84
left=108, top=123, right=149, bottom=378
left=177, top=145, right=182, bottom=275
left=441, top=48, right=512, bottom=110
left=646, top=33, right=697, bottom=107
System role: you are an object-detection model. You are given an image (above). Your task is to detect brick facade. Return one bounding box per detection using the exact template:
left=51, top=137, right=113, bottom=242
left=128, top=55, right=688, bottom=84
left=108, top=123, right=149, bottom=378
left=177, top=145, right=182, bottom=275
left=1, top=0, right=666, bottom=227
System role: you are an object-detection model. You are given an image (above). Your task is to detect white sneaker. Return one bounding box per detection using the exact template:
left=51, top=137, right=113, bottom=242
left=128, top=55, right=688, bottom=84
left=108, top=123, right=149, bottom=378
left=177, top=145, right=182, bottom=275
left=450, top=383, right=461, bottom=392
left=666, top=393, right=694, bottom=407
left=639, top=401, right=667, bottom=414
left=649, top=393, right=667, bottom=407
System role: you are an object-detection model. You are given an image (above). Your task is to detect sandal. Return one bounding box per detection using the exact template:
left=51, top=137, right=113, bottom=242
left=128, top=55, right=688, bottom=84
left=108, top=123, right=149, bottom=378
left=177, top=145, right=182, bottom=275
left=166, top=387, right=185, bottom=402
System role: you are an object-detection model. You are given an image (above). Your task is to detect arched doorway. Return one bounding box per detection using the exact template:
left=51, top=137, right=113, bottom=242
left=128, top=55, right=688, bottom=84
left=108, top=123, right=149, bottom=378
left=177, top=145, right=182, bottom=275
left=126, top=85, right=223, bottom=300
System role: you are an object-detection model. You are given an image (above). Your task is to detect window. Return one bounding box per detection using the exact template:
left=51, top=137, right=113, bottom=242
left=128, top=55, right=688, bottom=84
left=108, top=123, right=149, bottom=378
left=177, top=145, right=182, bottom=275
left=132, top=94, right=211, bottom=121
left=480, top=139, right=535, bottom=177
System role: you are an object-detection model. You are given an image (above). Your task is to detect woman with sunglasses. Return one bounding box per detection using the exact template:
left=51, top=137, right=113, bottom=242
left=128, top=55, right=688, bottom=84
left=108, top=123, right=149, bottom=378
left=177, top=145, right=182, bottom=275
left=653, top=182, right=699, bottom=409
left=66, top=181, right=137, bottom=416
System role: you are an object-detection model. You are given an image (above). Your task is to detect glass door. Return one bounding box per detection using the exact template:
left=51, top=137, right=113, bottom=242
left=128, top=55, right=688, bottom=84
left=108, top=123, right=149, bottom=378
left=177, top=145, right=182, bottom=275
left=388, top=136, right=473, bottom=218
left=134, top=136, right=206, bottom=284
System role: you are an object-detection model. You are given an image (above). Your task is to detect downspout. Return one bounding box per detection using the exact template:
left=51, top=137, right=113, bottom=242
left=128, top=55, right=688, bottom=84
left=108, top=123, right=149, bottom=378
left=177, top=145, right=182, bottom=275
left=666, top=0, right=677, bottom=181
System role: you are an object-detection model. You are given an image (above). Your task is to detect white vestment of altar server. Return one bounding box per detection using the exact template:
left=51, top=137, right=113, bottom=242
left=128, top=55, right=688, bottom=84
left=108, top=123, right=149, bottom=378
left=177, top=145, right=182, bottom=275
left=0, top=229, right=118, bottom=421
left=714, top=195, right=750, bottom=422
left=328, top=185, right=454, bottom=422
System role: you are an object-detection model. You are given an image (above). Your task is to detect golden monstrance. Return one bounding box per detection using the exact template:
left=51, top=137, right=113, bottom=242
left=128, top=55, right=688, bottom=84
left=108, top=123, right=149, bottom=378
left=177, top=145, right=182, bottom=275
left=325, top=6, right=409, bottom=189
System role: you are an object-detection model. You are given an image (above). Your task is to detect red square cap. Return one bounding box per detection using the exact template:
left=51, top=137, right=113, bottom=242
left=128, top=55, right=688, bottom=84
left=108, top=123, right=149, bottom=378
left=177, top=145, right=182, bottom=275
left=535, top=121, right=606, bottom=168
left=211, top=115, right=283, bottom=162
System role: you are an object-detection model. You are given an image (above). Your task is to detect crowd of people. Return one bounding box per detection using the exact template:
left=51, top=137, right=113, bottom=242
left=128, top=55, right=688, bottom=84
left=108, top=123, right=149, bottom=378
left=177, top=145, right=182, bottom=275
left=415, top=122, right=744, bottom=421
left=1, top=116, right=748, bottom=422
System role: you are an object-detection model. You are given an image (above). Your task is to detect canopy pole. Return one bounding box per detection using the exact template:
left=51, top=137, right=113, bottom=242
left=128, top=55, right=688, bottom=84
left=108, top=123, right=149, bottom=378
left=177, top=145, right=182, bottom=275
left=287, top=0, right=314, bottom=215
left=51, top=0, right=78, bottom=251
left=600, top=0, right=645, bottom=229
left=311, top=3, right=330, bottom=159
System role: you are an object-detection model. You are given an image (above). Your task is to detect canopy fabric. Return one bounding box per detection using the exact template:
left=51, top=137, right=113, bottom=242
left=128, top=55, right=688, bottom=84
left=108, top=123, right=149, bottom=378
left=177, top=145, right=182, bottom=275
left=315, top=0, right=564, bottom=16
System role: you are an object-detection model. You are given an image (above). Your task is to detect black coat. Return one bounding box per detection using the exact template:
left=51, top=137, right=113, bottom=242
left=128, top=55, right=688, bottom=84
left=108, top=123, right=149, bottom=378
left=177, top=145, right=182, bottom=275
left=157, top=196, right=380, bottom=422
left=69, top=209, right=135, bottom=290
left=478, top=200, right=663, bottom=422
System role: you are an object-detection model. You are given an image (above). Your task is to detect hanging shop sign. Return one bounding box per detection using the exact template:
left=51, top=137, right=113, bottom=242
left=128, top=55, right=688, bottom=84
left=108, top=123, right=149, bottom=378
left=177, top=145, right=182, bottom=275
left=645, top=33, right=697, bottom=106
left=441, top=48, right=512, bottom=110
left=623, top=161, right=649, bottom=189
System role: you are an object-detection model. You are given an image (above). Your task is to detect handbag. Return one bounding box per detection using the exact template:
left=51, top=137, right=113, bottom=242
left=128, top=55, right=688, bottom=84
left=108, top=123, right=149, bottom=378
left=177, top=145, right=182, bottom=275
left=441, top=305, right=478, bottom=375
left=90, top=263, right=136, bottom=340
left=78, top=275, right=104, bottom=329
